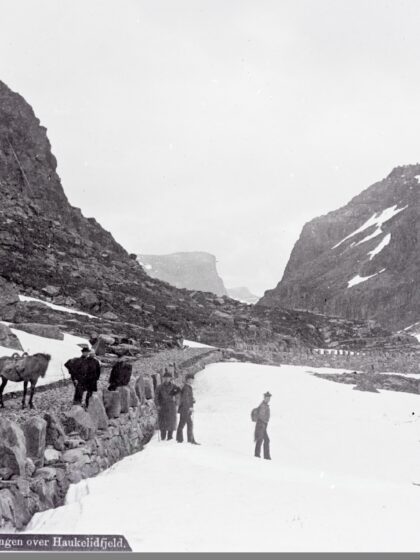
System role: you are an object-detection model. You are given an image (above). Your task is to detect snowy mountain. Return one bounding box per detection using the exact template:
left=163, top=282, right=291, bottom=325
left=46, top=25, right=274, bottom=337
left=0, top=79, right=414, bottom=352
left=138, top=252, right=227, bottom=296
left=26, top=361, right=420, bottom=552
left=259, top=165, right=420, bottom=330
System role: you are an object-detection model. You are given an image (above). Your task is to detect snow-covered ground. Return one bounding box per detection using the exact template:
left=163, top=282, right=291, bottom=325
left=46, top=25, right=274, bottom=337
left=0, top=327, right=89, bottom=393
left=25, top=362, right=420, bottom=552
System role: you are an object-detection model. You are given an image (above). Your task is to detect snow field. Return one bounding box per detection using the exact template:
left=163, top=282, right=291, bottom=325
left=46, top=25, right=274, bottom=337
left=25, top=362, right=420, bottom=552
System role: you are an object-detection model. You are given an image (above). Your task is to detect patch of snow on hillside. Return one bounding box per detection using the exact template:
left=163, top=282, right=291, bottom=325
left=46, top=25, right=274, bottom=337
left=333, top=205, right=407, bottom=249
left=0, top=326, right=89, bottom=393
left=367, top=233, right=391, bottom=260
left=348, top=268, right=386, bottom=288
left=19, top=295, right=96, bottom=318
left=184, top=339, right=215, bottom=349
left=415, top=175, right=420, bottom=183
left=408, top=331, right=420, bottom=343
left=25, top=362, right=420, bottom=552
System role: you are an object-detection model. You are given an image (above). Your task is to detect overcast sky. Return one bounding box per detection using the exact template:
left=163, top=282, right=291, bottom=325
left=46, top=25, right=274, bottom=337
left=1, top=0, right=420, bottom=295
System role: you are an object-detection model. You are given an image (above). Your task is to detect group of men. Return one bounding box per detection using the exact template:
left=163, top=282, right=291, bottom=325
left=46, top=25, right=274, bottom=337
left=155, top=370, right=199, bottom=444
left=64, top=347, right=134, bottom=407
left=65, top=347, right=272, bottom=459
left=155, top=368, right=273, bottom=459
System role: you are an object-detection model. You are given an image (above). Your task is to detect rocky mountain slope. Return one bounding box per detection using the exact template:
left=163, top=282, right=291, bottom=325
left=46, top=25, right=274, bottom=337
left=138, top=252, right=227, bottom=296
left=0, top=79, right=415, bottom=353
left=259, top=165, right=420, bottom=331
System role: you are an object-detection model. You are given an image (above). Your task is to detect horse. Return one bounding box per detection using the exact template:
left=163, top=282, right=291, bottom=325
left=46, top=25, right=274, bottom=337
left=0, top=352, right=51, bottom=409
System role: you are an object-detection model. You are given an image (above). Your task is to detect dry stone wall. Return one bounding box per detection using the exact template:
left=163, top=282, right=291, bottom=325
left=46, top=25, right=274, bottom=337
left=0, top=348, right=222, bottom=531
left=225, top=345, right=420, bottom=375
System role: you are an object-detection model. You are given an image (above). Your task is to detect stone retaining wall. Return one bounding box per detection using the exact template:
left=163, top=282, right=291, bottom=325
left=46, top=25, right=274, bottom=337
left=225, top=346, right=420, bottom=375
left=0, top=348, right=222, bottom=531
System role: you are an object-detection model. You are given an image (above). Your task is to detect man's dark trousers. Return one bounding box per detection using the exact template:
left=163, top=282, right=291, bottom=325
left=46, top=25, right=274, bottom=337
left=255, top=423, right=271, bottom=459
left=176, top=411, right=194, bottom=442
left=160, top=430, right=173, bottom=440
left=74, top=383, right=93, bottom=407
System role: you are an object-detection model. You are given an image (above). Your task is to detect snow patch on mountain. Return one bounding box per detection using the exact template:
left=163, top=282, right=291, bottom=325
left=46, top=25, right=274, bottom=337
left=333, top=205, right=407, bottom=249
left=367, top=234, right=391, bottom=260
left=184, top=339, right=215, bottom=349
left=348, top=268, right=386, bottom=288
left=19, top=295, right=96, bottom=318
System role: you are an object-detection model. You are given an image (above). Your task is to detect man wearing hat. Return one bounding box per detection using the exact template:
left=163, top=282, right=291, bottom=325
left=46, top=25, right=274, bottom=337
left=176, top=373, right=199, bottom=444
left=254, top=391, right=272, bottom=460
left=65, top=347, right=101, bottom=407
left=155, top=369, right=181, bottom=440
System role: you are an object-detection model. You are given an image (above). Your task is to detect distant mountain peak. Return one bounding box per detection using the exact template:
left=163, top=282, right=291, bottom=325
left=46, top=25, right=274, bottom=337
left=138, top=251, right=227, bottom=296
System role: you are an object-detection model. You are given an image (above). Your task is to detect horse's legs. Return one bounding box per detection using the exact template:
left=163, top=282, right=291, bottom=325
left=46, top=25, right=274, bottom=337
left=22, top=380, right=28, bottom=409
left=29, top=381, right=36, bottom=409
left=0, top=377, right=7, bottom=408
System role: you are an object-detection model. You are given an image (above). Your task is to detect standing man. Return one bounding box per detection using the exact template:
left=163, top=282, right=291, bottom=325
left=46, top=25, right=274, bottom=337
left=65, top=347, right=101, bottom=407
left=254, top=391, right=272, bottom=460
left=176, top=373, right=199, bottom=445
left=155, top=370, right=180, bottom=440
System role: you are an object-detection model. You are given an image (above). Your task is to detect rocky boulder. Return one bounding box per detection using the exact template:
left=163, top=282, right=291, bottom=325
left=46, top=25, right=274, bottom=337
left=103, top=389, right=122, bottom=418
left=23, top=417, right=47, bottom=467
left=44, top=412, right=66, bottom=451
left=134, top=376, right=145, bottom=403
left=10, top=322, right=63, bottom=340
left=0, top=323, right=23, bottom=350
left=0, top=419, right=27, bottom=476
left=117, top=386, right=131, bottom=413
left=143, top=377, right=154, bottom=400
left=61, top=405, right=96, bottom=440
left=43, top=447, right=62, bottom=465
left=87, top=393, right=108, bottom=429
left=0, top=487, right=30, bottom=529
left=129, top=386, right=140, bottom=408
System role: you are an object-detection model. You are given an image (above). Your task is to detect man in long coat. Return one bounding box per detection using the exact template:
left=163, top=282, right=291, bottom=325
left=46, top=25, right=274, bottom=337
left=176, top=373, right=199, bottom=444
left=254, top=391, right=272, bottom=460
left=65, top=347, right=101, bottom=407
left=155, top=371, right=180, bottom=440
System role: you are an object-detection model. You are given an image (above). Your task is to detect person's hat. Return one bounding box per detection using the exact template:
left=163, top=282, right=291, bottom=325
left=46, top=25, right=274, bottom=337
left=163, top=371, right=172, bottom=378
left=185, top=373, right=195, bottom=380
left=81, top=347, right=90, bottom=354
left=264, top=391, right=272, bottom=397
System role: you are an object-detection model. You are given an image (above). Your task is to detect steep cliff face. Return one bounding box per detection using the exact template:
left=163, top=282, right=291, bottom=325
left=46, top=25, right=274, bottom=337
left=138, top=252, right=227, bottom=296
left=259, top=165, right=420, bottom=330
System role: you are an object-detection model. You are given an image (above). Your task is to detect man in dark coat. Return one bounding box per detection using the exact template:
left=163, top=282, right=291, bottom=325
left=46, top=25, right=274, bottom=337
left=65, top=347, right=101, bottom=407
left=254, top=391, right=271, bottom=460
left=176, top=373, right=199, bottom=444
left=155, top=371, right=180, bottom=440
left=108, top=355, right=132, bottom=391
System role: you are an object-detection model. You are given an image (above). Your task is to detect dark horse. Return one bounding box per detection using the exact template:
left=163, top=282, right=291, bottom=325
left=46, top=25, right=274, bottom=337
left=0, top=352, right=51, bottom=409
